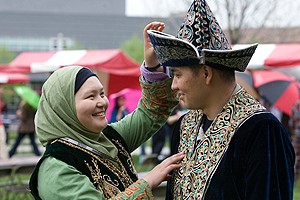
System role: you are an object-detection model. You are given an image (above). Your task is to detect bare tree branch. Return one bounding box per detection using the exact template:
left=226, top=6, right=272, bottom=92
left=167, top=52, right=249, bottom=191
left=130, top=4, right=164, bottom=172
left=165, top=0, right=296, bottom=44
left=213, top=0, right=282, bottom=43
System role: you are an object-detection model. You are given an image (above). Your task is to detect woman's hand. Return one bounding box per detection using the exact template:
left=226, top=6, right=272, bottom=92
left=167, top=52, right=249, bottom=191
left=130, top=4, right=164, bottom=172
left=143, top=22, right=165, bottom=69
left=143, top=152, right=184, bottom=189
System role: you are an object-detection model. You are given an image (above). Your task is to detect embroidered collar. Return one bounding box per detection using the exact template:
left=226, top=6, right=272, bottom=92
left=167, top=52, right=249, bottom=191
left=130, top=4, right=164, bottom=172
left=52, top=137, right=116, bottom=161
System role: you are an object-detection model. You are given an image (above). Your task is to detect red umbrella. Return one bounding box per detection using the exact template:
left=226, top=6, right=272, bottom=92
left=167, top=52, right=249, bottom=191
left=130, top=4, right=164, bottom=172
left=235, top=71, right=260, bottom=100
left=252, top=70, right=299, bottom=116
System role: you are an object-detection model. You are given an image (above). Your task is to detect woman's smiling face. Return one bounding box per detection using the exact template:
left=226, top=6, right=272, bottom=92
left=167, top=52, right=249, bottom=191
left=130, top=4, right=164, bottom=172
left=75, top=76, right=109, bottom=133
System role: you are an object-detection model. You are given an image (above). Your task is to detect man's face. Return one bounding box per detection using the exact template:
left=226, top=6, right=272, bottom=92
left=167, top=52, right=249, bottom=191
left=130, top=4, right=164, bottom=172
left=171, top=66, right=207, bottom=110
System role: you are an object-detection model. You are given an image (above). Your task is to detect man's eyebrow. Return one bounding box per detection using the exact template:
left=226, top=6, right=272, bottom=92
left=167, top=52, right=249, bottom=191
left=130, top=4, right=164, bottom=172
left=171, top=68, right=179, bottom=73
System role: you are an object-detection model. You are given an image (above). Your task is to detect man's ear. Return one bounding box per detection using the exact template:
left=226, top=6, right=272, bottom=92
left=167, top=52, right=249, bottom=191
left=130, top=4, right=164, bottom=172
left=203, top=65, right=213, bottom=84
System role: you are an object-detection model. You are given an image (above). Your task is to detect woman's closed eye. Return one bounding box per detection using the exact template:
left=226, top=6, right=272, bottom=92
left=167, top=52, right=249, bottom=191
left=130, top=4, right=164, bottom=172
left=100, top=91, right=105, bottom=98
left=87, top=94, right=95, bottom=99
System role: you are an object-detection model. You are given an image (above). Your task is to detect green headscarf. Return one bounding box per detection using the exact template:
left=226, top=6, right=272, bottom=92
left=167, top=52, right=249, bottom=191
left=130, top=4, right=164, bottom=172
left=35, top=66, right=117, bottom=158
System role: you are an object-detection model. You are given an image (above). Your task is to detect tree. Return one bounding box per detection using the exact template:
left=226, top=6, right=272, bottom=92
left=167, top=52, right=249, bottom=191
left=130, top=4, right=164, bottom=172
left=0, top=46, right=17, bottom=64
left=168, top=0, right=300, bottom=44
left=210, top=0, right=281, bottom=44
left=120, top=35, right=144, bottom=65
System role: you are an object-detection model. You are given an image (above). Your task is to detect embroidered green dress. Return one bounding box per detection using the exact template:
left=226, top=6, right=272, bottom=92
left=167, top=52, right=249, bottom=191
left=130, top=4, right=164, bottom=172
left=29, top=66, right=177, bottom=199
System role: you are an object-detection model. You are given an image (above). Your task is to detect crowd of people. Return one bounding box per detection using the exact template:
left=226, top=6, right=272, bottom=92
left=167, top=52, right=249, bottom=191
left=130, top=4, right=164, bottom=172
left=0, top=0, right=298, bottom=199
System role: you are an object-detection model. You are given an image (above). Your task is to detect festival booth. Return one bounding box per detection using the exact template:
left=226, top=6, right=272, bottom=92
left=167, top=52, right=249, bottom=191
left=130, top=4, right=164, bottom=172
left=1, top=49, right=141, bottom=96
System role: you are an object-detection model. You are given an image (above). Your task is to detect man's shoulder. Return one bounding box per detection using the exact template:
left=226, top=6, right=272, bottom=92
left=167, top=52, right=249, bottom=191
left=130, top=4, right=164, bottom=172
left=238, top=111, right=285, bottom=133
left=246, top=111, right=279, bottom=123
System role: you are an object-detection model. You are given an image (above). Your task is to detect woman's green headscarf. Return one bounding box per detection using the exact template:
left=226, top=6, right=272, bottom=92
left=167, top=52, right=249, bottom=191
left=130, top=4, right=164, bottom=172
left=35, top=66, right=117, bottom=158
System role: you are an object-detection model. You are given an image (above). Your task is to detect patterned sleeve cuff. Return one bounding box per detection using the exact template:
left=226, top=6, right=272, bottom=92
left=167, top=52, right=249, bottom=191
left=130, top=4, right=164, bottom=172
left=112, top=179, right=154, bottom=199
left=139, top=76, right=178, bottom=120
left=139, top=179, right=153, bottom=192
left=140, top=62, right=170, bottom=83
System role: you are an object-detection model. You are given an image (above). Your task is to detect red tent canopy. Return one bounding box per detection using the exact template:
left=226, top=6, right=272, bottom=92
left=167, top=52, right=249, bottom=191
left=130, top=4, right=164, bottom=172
left=2, top=49, right=141, bottom=96
left=0, top=72, right=29, bottom=84
left=0, top=64, right=29, bottom=84
left=232, top=44, right=300, bottom=69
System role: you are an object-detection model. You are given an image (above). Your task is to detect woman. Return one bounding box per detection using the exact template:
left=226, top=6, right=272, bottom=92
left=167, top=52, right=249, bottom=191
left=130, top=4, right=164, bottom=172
left=30, top=22, right=183, bottom=199
left=109, top=95, right=129, bottom=123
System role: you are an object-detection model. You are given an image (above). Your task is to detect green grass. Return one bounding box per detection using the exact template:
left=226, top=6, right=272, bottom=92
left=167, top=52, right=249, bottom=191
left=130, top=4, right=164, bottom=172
left=132, top=154, right=156, bottom=172
left=0, top=174, right=33, bottom=200
left=295, top=179, right=300, bottom=199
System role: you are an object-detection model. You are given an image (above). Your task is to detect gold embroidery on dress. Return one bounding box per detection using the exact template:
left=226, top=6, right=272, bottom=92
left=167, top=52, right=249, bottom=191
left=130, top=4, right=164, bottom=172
left=172, top=88, right=266, bottom=199
left=57, top=139, right=134, bottom=198
left=112, top=139, right=137, bottom=175
left=85, top=158, right=121, bottom=198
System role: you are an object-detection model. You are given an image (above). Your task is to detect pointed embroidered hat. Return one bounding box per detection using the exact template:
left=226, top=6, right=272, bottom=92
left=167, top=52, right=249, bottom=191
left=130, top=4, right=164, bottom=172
left=147, top=0, right=258, bottom=72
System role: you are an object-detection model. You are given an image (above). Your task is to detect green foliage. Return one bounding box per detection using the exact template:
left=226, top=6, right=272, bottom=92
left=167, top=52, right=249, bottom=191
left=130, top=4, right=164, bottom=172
left=1, top=84, right=23, bottom=105
left=120, top=35, right=144, bottom=64
left=0, top=46, right=17, bottom=64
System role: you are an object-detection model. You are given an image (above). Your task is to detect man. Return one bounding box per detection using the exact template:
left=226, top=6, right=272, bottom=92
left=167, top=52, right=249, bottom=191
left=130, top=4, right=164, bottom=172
left=146, top=0, right=295, bottom=199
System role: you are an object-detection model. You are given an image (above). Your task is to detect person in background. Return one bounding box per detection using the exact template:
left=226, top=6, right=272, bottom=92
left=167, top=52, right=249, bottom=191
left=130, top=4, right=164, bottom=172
left=109, top=95, right=129, bottom=123
left=9, top=100, right=41, bottom=158
left=0, top=87, right=8, bottom=159
left=29, top=22, right=184, bottom=199
left=147, top=0, right=295, bottom=199
left=289, top=99, right=300, bottom=182
left=260, top=96, right=292, bottom=137
left=1, top=102, right=9, bottom=145
left=269, top=106, right=292, bottom=140
left=151, top=101, right=187, bottom=163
